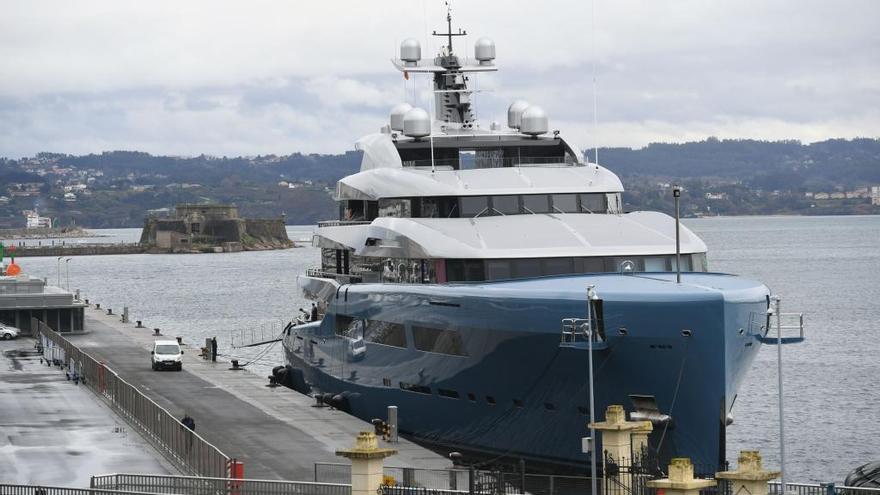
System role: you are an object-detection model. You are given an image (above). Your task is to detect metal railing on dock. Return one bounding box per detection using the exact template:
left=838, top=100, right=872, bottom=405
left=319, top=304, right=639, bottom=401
left=0, top=485, right=158, bottom=495
left=90, top=473, right=351, bottom=495
left=34, top=318, right=231, bottom=478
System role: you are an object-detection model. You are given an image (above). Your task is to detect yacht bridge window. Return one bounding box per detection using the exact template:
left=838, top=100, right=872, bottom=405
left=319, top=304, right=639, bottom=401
left=374, top=193, right=616, bottom=219
left=395, top=137, right=578, bottom=170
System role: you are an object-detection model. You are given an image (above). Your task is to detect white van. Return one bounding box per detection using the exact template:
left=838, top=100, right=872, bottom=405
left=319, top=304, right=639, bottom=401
left=151, top=340, right=184, bottom=371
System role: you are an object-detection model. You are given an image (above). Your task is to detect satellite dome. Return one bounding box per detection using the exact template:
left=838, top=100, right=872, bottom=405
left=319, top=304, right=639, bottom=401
left=400, top=38, right=422, bottom=66
left=507, top=100, right=530, bottom=129
left=403, top=107, right=431, bottom=138
left=389, top=103, right=413, bottom=132
left=474, top=38, right=496, bottom=65
left=520, top=105, right=549, bottom=136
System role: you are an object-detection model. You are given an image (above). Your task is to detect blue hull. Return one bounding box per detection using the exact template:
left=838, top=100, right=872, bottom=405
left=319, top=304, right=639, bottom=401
left=284, top=272, right=769, bottom=469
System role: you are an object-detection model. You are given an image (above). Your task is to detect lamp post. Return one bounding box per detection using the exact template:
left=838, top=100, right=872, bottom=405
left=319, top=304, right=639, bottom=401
left=586, top=285, right=599, bottom=495
left=771, top=296, right=787, bottom=491
left=56, top=256, right=63, bottom=287
left=673, top=185, right=682, bottom=283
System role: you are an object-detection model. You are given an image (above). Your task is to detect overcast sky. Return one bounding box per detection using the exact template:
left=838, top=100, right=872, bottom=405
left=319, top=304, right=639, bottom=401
left=1, top=0, right=878, bottom=158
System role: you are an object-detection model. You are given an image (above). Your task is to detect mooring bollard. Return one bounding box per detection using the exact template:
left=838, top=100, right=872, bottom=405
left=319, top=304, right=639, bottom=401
left=229, top=359, right=243, bottom=371
left=95, top=303, right=100, bottom=309
left=176, top=336, right=183, bottom=345
left=136, top=320, right=144, bottom=328
left=107, top=308, right=113, bottom=315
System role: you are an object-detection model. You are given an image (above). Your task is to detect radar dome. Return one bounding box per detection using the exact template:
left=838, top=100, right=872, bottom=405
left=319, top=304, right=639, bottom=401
left=474, top=38, right=496, bottom=65
left=389, top=103, right=413, bottom=132
left=520, top=105, right=549, bottom=136
left=400, top=38, right=421, bottom=66
left=403, top=107, right=431, bottom=138
left=507, top=100, right=530, bottom=129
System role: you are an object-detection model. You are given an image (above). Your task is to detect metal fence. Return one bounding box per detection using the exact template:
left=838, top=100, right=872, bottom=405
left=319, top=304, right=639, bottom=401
left=34, top=318, right=231, bottom=478
left=768, top=483, right=880, bottom=495
left=90, top=474, right=351, bottom=495
left=315, top=463, right=597, bottom=495
left=0, top=485, right=157, bottom=495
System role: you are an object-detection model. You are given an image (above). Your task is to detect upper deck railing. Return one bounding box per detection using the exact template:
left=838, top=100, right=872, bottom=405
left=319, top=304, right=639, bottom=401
left=401, top=156, right=579, bottom=169
left=317, top=220, right=372, bottom=228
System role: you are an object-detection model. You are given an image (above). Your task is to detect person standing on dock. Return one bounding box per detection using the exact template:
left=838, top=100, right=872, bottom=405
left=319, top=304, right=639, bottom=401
left=182, top=413, right=195, bottom=431
left=310, top=303, right=319, bottom=322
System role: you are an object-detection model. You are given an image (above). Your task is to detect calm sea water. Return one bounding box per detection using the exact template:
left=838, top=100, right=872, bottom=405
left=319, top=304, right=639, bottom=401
left=7, top=217, right=878, bottom=482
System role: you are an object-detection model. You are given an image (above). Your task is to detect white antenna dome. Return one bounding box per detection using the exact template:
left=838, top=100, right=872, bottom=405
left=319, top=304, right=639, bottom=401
left=400, top=38, right=421, bottom=66
left=403, top=107, right=431, bottom=138
left=474, top=37, right=496, bottom=65
left=389, top=103, right=413, bottom=132
left=520, top=105, right=549, bottom=136
left=507, top=100, right=530, bottom=129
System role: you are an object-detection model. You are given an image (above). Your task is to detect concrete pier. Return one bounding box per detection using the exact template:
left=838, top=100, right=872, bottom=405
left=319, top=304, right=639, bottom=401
left=64, top=306, right=450, bottom=481
left=0, top=338, right=170, bottom=486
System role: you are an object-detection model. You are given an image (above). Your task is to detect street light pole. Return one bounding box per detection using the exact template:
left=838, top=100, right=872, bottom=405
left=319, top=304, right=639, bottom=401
left=64, top=258, right=71, bottom=291
left=56, top=256, right=62, bottom=287
left=587, top=285, right=598, bottom=495
left=673, top=185, right=682, bottom=284
left=773, top=295, right=787, bottom=491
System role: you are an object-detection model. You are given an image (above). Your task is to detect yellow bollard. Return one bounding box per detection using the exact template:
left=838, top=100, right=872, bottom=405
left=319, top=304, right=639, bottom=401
left=336, top=432, right=397, bottom=495
left=715, top=451, right=780, bottom=495
left=647, top=458, right=717, bottom=495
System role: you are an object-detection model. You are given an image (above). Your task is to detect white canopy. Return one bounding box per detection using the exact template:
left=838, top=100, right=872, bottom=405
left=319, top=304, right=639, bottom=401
left=313, top=211, right=706, bottom=259
left=336, top=165, right=623, bottom=201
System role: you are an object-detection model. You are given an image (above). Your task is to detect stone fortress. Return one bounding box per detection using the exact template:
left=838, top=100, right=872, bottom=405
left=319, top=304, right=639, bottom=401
left=140, top=203, right=292, bottom=253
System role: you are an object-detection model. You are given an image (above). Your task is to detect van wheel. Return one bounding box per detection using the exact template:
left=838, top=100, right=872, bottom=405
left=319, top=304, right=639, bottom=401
left=2, top=334, right=11, bottom=340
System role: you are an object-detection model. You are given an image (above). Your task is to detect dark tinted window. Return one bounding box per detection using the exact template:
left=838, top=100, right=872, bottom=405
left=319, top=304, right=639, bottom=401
left=512, top=259, right=542, bottom=278
left=412, top=326, right=467, bottom=356
left=523, top=195, right=551, bottom=213
left=486, top=260, right=512, bottom=280
left=551, top=194, right=578, bottom=213
left=579, top=193, right=606, bottom=213
left=492, top=195, right=520, bottom=215
left=544, top=257, right=574, bottom=275
left=460, top=196, right=489, bottom=217
left=364, top=320, right=406, bottom=348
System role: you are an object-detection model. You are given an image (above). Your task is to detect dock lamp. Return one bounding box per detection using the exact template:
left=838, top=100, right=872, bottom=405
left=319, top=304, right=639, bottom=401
left=586, top=285, right=599, bottom=495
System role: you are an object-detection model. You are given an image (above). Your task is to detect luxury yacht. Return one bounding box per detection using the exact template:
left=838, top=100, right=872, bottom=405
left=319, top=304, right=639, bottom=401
left=284, top=13, right=792, bottom=471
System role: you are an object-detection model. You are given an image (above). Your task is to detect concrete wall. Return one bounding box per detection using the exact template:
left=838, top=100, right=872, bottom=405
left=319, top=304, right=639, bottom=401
left=245, top=219, right=289, bottom=242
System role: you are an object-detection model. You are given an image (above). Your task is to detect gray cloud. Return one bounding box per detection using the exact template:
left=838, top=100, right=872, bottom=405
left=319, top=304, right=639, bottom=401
left=0, top=0, right=877, bottom=157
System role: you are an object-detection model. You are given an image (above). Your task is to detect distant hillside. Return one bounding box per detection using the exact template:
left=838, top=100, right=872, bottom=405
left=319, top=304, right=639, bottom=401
left=0, top=138, right=877, bottom=228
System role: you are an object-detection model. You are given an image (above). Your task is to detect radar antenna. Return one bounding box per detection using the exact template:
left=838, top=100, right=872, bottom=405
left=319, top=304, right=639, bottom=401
left=432, top=1, right=466, bottom=56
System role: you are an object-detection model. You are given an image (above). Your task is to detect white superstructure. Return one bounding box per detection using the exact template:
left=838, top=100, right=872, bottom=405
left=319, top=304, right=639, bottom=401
left=299, top=14, right=707, bottom=303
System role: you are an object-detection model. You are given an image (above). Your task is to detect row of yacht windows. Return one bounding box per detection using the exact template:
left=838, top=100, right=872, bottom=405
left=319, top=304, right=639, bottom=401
left=322, top=250, right=708, bottom=284
left=335, top=315, right=467, bottom=356
left=394, top=381, right=591, bottom=415
left=341, top=193, right=620, bottom=221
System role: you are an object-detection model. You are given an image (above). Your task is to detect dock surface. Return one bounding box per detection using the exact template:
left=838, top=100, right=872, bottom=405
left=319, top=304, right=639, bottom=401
left=0, top=338, right=169, bottom=486
left=66, top=306, right=450, bottom=481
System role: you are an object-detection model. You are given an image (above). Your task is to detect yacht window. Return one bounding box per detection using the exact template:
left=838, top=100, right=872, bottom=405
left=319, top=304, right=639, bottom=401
left=492, top=195, right=520, bottom=215
left=692, top=253, right=708, bottom=272
left=551, top=194, right=579, bottom=213
left=523, top=195, right=552, bottom=214
left=400, top=382, right=432, bottom=394
left=486, top=260, right=512, bottom=280
left=335, top=315, right=364, bottom=337
left=413, top=326, right=467, bottom=356
left=644, top=256, right=667, bottom=272
left=378, top=198, right=412, bottom=218
left=544, top=257, right=574, bottom=275
left=576, top=257, right=606, bottom=273
left=579, top=193, right=606, bottom=213
left=460, top=196, right=489, bottom=217
left=421, top=198, right=440, bottom=218
left=459, top=150, right=476, bottom=170
left=512, top=259, right=542, bottom=278
left=671, top=256, right=693, bottom=272
left=364, top=320, right=407, bottom=348
left=475, top=148, right=505, bottom=168
left=464, top=260, right=485, bottom=281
